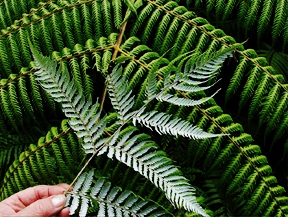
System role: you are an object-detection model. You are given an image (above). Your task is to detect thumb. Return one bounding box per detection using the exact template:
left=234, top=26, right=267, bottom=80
left=15, top=194, right=66, bottom=217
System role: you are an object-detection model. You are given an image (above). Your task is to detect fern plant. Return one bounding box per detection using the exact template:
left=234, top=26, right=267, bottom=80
left=0, top=0, right=288, bottom=216
left=28, top=41, right=234, bottom=216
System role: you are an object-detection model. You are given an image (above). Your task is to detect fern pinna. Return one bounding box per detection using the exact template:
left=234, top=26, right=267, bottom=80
left=0, top=0, right=287, bottom=216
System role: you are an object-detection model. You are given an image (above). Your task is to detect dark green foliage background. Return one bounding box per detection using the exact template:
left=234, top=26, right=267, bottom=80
left=0, top=0, right=287, bottom=216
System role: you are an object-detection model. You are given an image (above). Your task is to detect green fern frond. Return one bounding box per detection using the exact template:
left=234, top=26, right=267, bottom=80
left=0, top=119, right=82, bottom=200
left=112, top=0, right=123, bottom=29
left=272, top=0, right=287, bottom=42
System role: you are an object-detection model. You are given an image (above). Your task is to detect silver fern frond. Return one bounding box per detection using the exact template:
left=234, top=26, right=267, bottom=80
left=133, top=110, right=221, bottom=139
left=66, top=170, right=171, bottom=217
left=104, top=128, right=209, bottom=216
left=107, top=64, right=135, bottom=123
left=31, top=45, right=107, bottom=154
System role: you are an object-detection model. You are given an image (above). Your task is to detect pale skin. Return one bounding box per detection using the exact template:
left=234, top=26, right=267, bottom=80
left=0, top=184, right=71, bottom=217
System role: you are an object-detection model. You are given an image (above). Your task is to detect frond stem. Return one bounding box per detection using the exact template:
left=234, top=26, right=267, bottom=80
left=99, top=19, right=128, bottom=112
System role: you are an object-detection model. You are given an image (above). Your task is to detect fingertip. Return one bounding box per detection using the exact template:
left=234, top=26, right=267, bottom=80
left=51, top=195, right=66, bottom=207
left=59, top=207, right=70, bottom=216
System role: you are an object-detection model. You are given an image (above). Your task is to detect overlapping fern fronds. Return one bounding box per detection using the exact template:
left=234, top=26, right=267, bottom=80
left=31, top=44, right=234, bottom=216
left=115, top=44, right=288, bottom=216
left=129, top=0, right=288, bottom=153
left=181, top=0, right=288, bottom=46
left=0, top=119, right=84, bottom=200
left=0, top=0, right=287, bottom=216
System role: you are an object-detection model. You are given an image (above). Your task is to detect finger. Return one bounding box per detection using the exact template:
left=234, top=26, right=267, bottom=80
left=15, top=194, right=66, bottom=217
left=10, top=184, right=69, bottom=206
left=57, top=183, right=73, bottom=192
left=59, top=207, right=70, bottom=216
left=56, top=183, right=70, bottom=189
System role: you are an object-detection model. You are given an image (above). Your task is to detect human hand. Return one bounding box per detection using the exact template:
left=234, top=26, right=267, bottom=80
left=0, top=184, right=70, bottom=217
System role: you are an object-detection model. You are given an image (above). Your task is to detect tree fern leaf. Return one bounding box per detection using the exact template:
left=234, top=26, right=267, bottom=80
left=81, top=4, right=93, bottom=42
left=112, top=0, right=123, bottom=29
left=237, top=1, right=249, bottom=29
left=18, top=28, right=31, bottom=66
left=145, top=59, right=163, bottom=102
left=265, top=92, right=288, bottom=137
left=91, top=0, right=104, bottom=40
left=69, top=57, right=84, bottom=90
left=130, top=3, right=154, bottom=36
left=61, top=9, right=75, bottom=48
left=50, top=14, right=64, bottom=51
left=257, top=0, right=276, bottom=41
left=248, top=73, right=270, bottom=123
left=133, top=110, right=222, bottom=139
left=40, top=87, right=56, bottom=114
left=39, top=19, right=53, bottom=56
left=7, top=83, right=23, bottom=127
left=272, top=0, right=287, bottom=42
left=283, top=18, right=288, bottom=49
left=0, top=39, right=12, bottom=77
left=203, top=136, right=224, bottom=170
left=244, top=0, right=261, bottom=36
left=124, top=0, right=138, bottom=16
left=7, top=37, right=21, bottom=73
left=71, top=7, right=84, bottom=45
left=0, top=89, right=19, bottom=132
left=67, top=170, right=171, bottom=216
left=141, top=8, right=162, bottom=44
left=160, top=17, right=180, bottom=55
left=107, top=65, right=135, bottom=123
left=31, top=46, right=108, bottom=153
left=238, top=66, right=262, bottom=112
left=152, top=13, right=172, bottom=52
left=215, top=0, right=226, bottom=20
left=258, top=83, right=281, bottom=129
left=102, top=0, right=113, bottom=36
left=250, top=191, right=273, bottom=216
left=218, top=153, right=242, bottom=187
left=157, top=90, right=219, bottom=107
left=169, top=23, right=190, bottom=59
left=0, top=7, right=7, bottom=30
left=222, top=0, right=236, bottom=20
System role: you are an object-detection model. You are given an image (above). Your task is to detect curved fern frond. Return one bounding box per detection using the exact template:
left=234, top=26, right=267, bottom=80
left=115, top=42, right=288, bottom=216
left=130, top=0, right=288, bottom=152
left=0, top=119, right=83, bottom=200
left=182, top=0, right=286, bottom=45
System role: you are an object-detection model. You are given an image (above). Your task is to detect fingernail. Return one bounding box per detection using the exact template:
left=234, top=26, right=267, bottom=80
left=52, top=194, right=66, bottom=207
